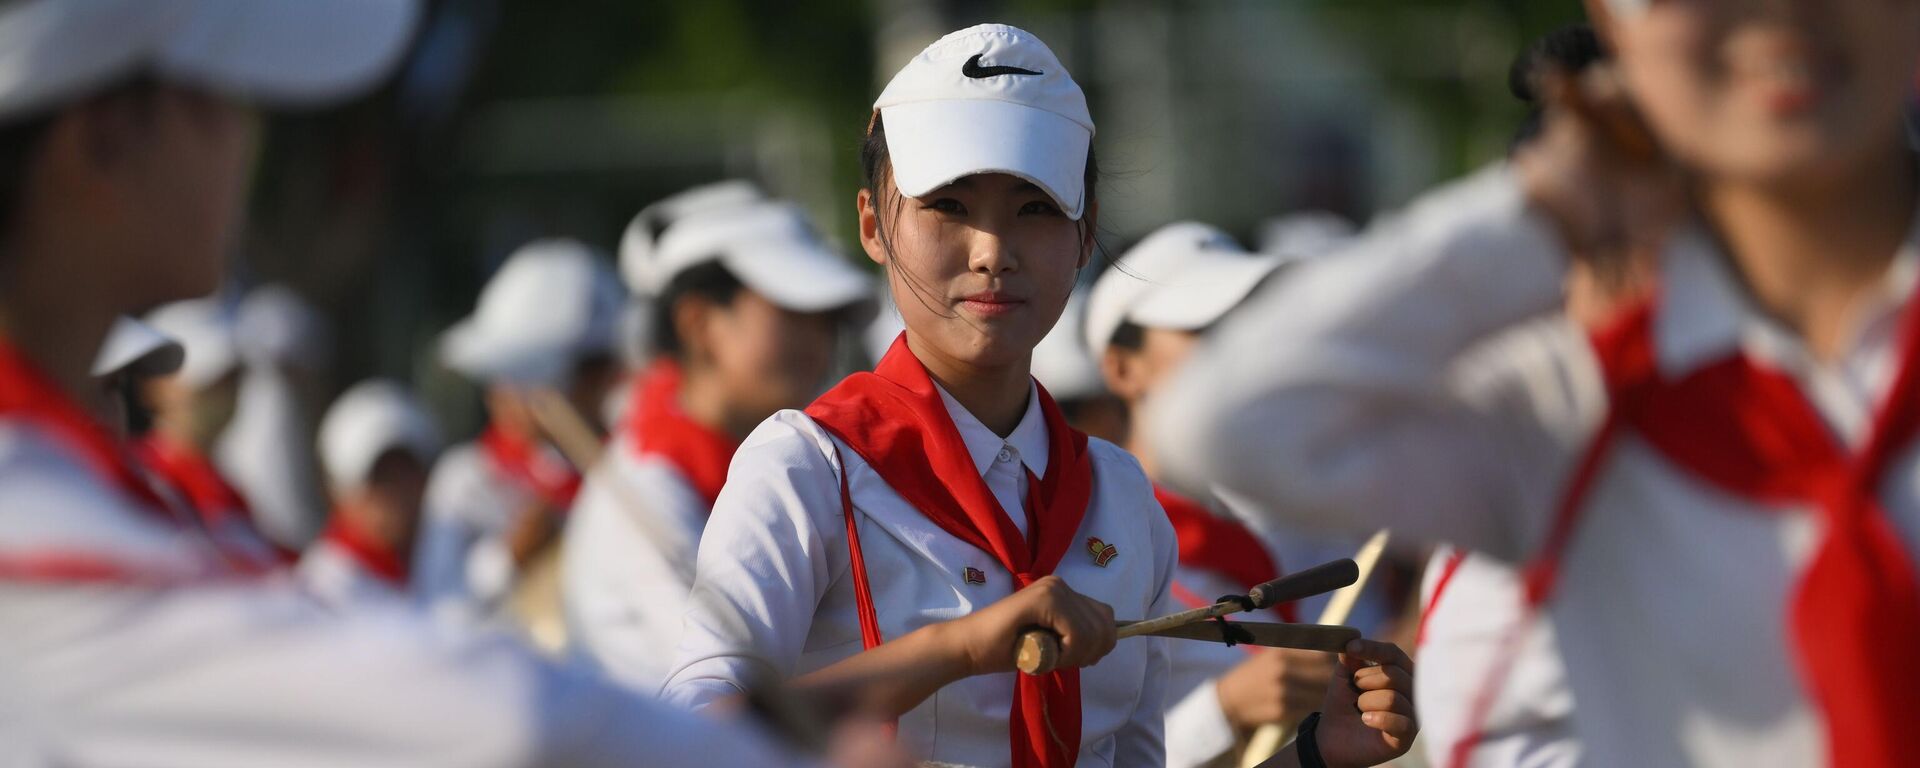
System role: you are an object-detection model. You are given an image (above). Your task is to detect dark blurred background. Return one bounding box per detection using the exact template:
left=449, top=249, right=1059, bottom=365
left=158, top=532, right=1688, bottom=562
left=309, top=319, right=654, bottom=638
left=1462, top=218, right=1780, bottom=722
left=236, top=0, right=1584, bottom=435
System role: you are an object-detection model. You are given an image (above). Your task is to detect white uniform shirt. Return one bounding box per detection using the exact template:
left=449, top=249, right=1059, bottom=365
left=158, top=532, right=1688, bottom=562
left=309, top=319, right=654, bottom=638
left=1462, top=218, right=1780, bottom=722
left=563, top=440, right=710, bottom=687
left=415, top=439, right=564, bottom=619
left=665, top=384, right=1179, bottom=767
left=298, top=536, right=408, bottom=609
left=0, top=418, right=806, bottom=767
left=1417, top=547, right=1579, bottom=768
left=1152, top=166, right=1920, bottom=767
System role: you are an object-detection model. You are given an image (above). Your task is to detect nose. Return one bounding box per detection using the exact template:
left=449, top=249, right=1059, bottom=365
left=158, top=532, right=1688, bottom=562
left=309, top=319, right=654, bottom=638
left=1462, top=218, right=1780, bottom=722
left=966, top=226, right=1018, bottom=277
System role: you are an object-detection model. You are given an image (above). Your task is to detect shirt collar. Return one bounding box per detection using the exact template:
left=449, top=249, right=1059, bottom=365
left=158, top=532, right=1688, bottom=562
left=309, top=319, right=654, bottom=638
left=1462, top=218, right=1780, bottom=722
left=1653, top=214, right=1920, bottom=377
left=934, top=381, right=1050, bottom=478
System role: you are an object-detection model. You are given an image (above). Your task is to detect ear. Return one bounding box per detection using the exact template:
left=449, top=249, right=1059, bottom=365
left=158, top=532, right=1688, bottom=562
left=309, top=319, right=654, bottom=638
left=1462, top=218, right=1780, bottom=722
left=857, top=188, right=888, bottom=267
left=1077, top=197, right=1099, bottom=270
left=670, top=294, right=718, bottom=363
left=1100, top=346, right=1146, bottom=403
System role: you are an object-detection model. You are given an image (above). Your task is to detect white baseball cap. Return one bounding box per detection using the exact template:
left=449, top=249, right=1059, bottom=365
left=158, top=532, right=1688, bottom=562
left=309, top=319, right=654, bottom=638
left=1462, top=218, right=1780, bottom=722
left=439, top=239, right=624, bottom=388
left=1032, top=293, right=1105, bottom=401
left=233, top=283, right=330, bottom=370
left=317, top=378, right=439, bottom=492
left=1084, top=222, right=1285, bottom=358
left=143, top=296, right=241, bottom=390
left=646, top=201, right=872, bottom=314
left=619, top=180, right=765, bottom=296
left=874, top=23, right=1094, bottom=219
left=91, top=315, right=184, bottom=380
left=0, top=0, right=421, bottom=121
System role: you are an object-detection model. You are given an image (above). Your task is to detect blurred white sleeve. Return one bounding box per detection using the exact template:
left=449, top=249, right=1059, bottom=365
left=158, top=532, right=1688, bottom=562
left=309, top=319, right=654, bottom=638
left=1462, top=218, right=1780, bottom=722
left=1149, top=166, right=1586, bottom=561
left=663, top=412, right=844, bottom=709
left=0, top=581, right=809, bottom=768
left=1111, top=494, right=1179, bottom=767
left=1164, top=678, right=1235, bottom=768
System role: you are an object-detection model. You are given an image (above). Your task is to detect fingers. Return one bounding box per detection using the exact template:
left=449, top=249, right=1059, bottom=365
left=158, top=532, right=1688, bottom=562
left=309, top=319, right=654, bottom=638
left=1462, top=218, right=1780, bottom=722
left=1022, top=576, right=1116, bottom=670
left=1350, top=662, right=1412, bottom=693
left=1359, top=711, right=1419, bottom=741
left=1341, top=639, right=1413, bottom=675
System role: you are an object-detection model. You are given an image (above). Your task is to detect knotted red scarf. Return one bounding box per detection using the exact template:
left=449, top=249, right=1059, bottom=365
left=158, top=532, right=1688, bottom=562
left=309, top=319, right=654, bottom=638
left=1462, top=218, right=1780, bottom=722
left=805, top=334, right=1093, bottom=768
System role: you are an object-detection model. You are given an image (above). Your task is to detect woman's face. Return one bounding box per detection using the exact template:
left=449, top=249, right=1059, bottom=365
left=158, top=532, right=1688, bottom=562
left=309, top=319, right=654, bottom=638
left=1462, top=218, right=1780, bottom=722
left=1594, top=0, right=1920, bottom=184
left=860, top=172, right=1092, bottom=373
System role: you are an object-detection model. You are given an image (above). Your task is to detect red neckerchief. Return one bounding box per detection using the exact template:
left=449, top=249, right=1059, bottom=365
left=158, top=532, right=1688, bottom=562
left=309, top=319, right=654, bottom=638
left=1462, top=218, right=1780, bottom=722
left=478, top=425, right=581, bottom=508
left=805, top=334, right=1093, bottom=768
left=1153, top=485, right=1296, bottom=623
left=625, top=360, right=740, bottom=507
left=1461, top=299, right=1920, bottom=768
left=0, top=338, right=232, bottom=585
left=318, top=509, right=409, bottom=587
left=136, top=434, right=252, bottom=525
left=1586, top=299, right=1920, bottom=768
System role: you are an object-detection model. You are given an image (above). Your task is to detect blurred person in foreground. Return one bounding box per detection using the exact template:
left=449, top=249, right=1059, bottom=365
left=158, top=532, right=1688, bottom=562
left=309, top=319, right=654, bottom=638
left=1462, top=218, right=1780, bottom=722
left=564, top=196, right=871, bottom=687
left=0, top=2, right=877, bottom=765
left=300, top=379, right=440, bottom=609
left=1152, top=0, right=1920, bottom=766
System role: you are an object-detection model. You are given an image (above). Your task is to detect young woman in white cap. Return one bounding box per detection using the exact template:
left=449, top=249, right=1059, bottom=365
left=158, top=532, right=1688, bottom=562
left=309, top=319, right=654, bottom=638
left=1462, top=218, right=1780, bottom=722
left=300, top=379, right=442, bottom=608
left=1086, top=221, right=1387, bottom=768
left=415, top=238, right=625, bottom=620
left=1152, top=1, right=1920, bottom=766
left=0, top=4, right=872, bottom=765
left=564, top=197, right=872, bottom=686
left=135, top=296, right=294, bottom=571
left=666, top=23, right=1416, bottom=768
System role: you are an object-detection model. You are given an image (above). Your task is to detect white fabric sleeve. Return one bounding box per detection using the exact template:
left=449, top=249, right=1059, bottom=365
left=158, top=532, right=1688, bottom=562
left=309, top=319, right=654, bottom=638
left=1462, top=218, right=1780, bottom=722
left=1149, top=166, right=1580, bottom=560
left=0, top=581, right=810, bottom=768
left=662, top=412, right=844, bottom=710
left=1164, top=679, right=1237, bottom=768
left=1110, top=488, right=1180, bottom=766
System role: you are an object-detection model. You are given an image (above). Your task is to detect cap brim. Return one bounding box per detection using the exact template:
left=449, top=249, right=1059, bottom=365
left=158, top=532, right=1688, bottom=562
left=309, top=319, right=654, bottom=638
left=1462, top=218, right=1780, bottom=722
left=91, top=317, right=185, bottom=379
left=881, top=99, right=1090, bottom=219
left=721, top=239, right=875, bottom=314
left=158, top=0, right=421, bottom=108
left=1128, top=254, right=1284, bottom=333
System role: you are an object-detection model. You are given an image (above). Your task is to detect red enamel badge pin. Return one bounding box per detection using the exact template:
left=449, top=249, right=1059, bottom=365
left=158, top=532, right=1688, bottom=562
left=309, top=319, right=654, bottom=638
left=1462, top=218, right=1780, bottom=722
left=1086, top=537, right=1118, bottom=567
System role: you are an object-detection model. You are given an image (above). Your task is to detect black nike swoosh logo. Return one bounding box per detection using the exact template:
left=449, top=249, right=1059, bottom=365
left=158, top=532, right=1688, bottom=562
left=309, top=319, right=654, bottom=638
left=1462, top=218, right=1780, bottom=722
left=962, top=54, right=1042, bottom=79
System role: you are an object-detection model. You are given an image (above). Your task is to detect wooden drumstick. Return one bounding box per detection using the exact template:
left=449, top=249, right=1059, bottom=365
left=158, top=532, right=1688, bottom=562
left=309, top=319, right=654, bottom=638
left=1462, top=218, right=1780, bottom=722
left=1014, top=558, right=1360, bottom=675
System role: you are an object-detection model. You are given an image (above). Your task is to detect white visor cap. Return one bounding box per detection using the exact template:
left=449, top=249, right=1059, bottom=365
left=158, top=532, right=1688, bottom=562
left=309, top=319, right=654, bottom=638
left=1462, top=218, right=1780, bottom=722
left=0, top=0, right=421, bottom=121
left=317, top=378, right=439, bottom=492
left=439, top=239, right=624, bottom=388
left=875, top=24, right=1094, bottom=220
left=1084, top=222, right=1284, bottom=358
left=91, top=315, right=185, bottom=380
left=618, top=179, right=765, bottom=297
left=143, top=297, right=241, bottom=390
left=649, top=201, right=872, bottom=314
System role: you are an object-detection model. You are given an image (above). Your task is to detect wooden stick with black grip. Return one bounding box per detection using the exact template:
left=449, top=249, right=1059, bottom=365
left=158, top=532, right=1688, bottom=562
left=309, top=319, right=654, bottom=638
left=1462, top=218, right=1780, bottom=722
left=1014, top=558, right=1360, bottom=675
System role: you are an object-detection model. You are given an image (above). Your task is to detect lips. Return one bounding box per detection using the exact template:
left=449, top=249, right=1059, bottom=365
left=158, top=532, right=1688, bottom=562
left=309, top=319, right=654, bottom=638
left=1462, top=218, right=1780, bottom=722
left=956, top=291, right=1027, bottom=318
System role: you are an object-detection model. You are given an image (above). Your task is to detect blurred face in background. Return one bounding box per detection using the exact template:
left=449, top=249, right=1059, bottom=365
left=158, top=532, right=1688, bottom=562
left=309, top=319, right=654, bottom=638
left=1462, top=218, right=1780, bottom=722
left=861, top=172, right=1091, bottom=373
left=566, top=352, right=624, bottom=435
left=1590, top=0, right=1920, bottom=184
left=676, top=288, right=840, bottom=432
left=352, top=449, right=431, bottom=555
left=140, top=367, right=242, bottom=449
left=1101, top=326, right=1202, bottom=405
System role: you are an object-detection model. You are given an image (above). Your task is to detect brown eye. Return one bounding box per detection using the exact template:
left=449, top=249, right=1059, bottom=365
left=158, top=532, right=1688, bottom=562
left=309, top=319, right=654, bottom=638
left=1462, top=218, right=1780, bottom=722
left=924, top=198, right=966, bottom=215
left=1019, top=200, right=1063, bottom=217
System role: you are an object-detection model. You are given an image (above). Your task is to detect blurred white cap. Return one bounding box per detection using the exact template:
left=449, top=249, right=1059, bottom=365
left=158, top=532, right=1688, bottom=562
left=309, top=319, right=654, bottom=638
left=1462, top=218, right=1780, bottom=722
left=1257, top=211, right=1357, bottom=258
left=0, top=0, right=421, bottom=120
left=645, top=201, right=872, bottom=314
left=875, top=23, right=1093, bottom=219
left=1032, top=293, right=1105, bottom=401
left=317, top=378, right=439, bottom=492
left=1084, top=222, right=1283, bottom=358
left=619, top=180, right=764, bottom=296
left=439, top=239, right=624, bottom=388
left=234, top=283, right=329, bottom=370
left=91, top=315, right=184, bottom=380
left=143, top=297, right=241, bottom=390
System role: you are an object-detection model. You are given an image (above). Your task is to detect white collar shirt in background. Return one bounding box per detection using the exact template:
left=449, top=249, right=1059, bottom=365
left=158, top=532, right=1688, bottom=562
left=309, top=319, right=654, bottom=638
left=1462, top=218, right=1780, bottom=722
left=1151, top=166, right=1920, bottom=768
left=665, top=383, right=1179, bottom=767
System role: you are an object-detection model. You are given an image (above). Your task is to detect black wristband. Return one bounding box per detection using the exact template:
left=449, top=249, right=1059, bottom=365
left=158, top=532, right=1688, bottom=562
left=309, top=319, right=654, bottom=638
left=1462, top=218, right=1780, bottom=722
left=1297, top=711, right=1328, bottom=768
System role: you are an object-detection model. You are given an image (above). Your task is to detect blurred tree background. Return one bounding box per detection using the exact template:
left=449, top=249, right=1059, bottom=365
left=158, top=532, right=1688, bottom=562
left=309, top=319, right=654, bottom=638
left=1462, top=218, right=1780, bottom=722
left=233, top=0, right=1584, bottom=435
